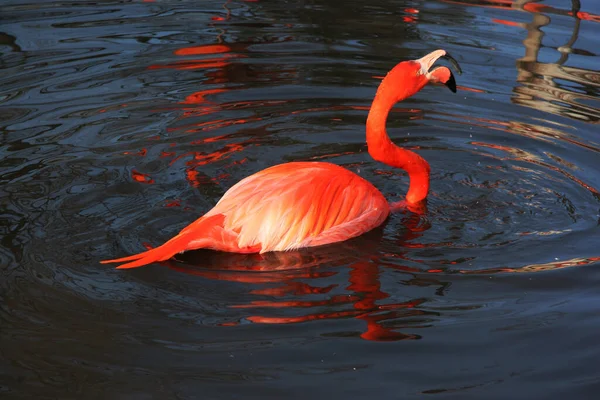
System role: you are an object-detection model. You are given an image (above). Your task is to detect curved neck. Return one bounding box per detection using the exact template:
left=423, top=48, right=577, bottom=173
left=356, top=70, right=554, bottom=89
left=366, top=83, right=430, bottom=204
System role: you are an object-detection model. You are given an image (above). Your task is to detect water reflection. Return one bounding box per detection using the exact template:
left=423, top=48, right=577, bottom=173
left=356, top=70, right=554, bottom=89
left=459, top=255, right=600, bottom=274
left=512, top=1, right=599, bottom=124
left=142, top=2, right=302, bottom=189
left=165, top=212, right=444, bottom=341
left=446, top=0, right=600, bottom=123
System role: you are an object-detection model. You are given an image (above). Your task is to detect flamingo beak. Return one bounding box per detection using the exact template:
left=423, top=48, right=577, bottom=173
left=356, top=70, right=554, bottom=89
left=417, top=49, right=462, bottom=93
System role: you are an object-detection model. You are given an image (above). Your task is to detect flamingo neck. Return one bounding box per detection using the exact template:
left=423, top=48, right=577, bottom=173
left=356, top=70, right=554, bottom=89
left=366, top=84, right=431, bottom=204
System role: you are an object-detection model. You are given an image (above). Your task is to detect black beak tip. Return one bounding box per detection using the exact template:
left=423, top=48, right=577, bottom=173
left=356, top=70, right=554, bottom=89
left=445, top=72, right=457, bottom=93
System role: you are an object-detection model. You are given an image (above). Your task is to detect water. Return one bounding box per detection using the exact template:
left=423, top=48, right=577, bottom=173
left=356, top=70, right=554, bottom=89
left=1, top=0, right=600, bottom=398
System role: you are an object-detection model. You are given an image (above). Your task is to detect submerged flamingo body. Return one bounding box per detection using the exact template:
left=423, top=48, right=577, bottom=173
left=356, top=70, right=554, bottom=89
left=102, top=49, right=461, bottom=269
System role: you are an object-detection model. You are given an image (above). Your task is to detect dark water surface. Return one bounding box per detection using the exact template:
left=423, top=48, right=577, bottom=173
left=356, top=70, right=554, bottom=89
left=2, top=0, right=600, bottom=398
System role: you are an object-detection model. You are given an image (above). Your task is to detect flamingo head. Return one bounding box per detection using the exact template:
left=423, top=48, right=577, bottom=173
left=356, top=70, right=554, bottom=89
left=382, top=49, right=462, bottom=102
left=417, top=49, right=462, bottom=93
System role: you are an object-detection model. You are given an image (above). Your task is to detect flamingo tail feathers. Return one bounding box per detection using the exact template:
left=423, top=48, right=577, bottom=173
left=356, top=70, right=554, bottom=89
left=101, top=214, right=226, bottom=269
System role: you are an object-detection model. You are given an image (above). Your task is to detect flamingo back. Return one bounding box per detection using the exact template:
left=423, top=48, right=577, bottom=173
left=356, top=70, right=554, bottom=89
left=206, top=162, right=389, bottom=252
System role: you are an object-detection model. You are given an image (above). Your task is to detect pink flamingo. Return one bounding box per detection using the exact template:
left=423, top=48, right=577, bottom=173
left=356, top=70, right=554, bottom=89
left=102, top=49, right=461, bottom=269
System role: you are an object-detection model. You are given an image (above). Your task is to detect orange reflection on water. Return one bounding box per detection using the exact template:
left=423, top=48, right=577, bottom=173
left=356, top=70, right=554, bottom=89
left=141, top=0, right=298, bottom=189
left=180, top=88, right=229, bottom=105
left=161, top=213, right=439, bottom=341
left=131, top=170, right=154, bottom=184
left=174, top=45, right=231, bottom=56
left=124, top=148, right=147, bottom=157
left=148, top=37, right=244, bottom=73
left=491, top=18, right=522, bottom=28
left=471, top=140, right=540, bottom=160
left=451, top=113, right=600, bottom=162
left=245, top=261, right=426, bottom=342
left=180, top=257, right=431, bottom=341
left=456, top=85, right=486, bottom=93
left=147, top=53, right=241, bottom=71
left=402, top=7, right=419, bottom=23
left=164, top=200, right=181, bottom=208
left=168, top=141, right=251, bottom=187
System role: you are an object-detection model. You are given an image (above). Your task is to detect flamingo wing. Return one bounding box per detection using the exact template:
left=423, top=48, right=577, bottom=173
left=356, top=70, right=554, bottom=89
left=206, top=161, right=390, bottom=252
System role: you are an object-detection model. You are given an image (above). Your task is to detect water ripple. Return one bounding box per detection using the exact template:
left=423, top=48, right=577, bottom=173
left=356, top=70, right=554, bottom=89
left=2, top=0, right=600, bottom=398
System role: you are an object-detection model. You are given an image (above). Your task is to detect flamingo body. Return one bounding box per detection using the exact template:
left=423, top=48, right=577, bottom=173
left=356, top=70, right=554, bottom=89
left=206, top=162, right=390, bottom=252
left=102, top=49, right=460, bottom=269
left=103, top=162, right=389, bottom=269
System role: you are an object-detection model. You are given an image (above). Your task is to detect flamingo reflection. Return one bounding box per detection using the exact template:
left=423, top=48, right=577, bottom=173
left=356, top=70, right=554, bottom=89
left=165, top=212, right=444, bottom=341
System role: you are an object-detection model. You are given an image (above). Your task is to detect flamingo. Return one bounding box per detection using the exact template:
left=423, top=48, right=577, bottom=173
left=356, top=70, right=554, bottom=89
left=102, top=49, right=461, bottom=269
